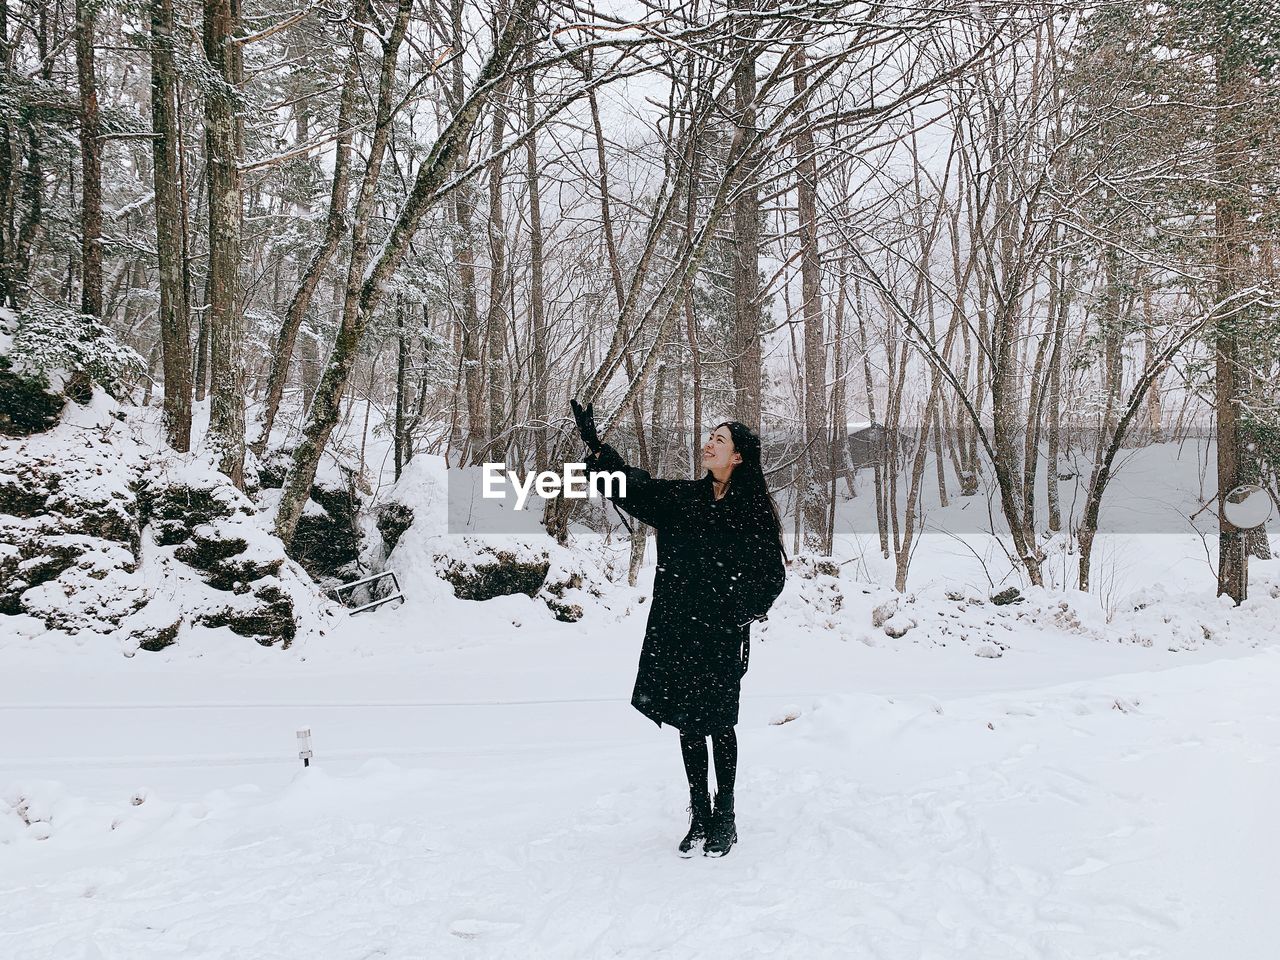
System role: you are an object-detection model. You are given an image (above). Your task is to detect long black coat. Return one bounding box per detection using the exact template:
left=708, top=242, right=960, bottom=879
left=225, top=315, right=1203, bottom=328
left=585, top=443, right=787, bottom=735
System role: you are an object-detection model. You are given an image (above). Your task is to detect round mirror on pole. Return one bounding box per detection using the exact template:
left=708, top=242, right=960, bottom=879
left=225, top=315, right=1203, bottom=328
left=1221, top=484, right=1274, bottom=531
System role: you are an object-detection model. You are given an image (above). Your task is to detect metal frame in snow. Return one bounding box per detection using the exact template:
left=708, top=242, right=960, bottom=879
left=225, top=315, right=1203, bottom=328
left=328, top=570, right=404, bottom=615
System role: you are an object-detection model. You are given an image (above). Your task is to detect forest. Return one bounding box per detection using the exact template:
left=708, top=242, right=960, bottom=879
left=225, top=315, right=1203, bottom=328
left=4, top=7, right=1280, bottom=947
left=2, top=0, right=1278, bottom=603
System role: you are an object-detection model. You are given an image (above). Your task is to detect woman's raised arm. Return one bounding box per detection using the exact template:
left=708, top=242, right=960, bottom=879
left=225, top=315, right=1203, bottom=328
left=585, top=442, right=678, bottom=530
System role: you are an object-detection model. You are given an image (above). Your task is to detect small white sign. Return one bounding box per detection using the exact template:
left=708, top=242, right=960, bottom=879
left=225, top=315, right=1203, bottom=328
left=297, top=727, right=313, bottom=765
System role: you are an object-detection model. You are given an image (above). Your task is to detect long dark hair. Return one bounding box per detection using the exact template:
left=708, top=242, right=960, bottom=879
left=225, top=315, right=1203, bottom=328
left=710, top=420, right=788, bottom=561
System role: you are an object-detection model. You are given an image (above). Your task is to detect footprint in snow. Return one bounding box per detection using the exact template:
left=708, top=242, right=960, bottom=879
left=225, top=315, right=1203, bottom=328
left=449, top=918, right=522, bottom=940
left=1063, top=857, right=1110, bottom=876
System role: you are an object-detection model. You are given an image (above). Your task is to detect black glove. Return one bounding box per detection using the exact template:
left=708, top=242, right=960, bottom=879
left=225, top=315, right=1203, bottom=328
left=570, top=398, right=601, bottom=453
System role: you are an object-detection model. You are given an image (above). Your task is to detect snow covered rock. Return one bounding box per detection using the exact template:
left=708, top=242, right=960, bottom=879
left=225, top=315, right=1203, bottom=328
left=436, top=541, right=551, bottom=601
left=794, top=554, right=841, bottom=579
left=375, top=502, right=414, bottom=557
left=0, top=389, right=330, bottom=650
left=536, top=546, right=612, bottom=623
left=289, top=473, right=364, bottom=585
left=140, top=459, right=320, bottom=647
left=778, top=553, right=845, bottom=631
left=363, top=454, right=615, bottom=625
left=174, top=518, right=285, bottom=591
left=430, top=536, right=613, bottom=623
left=872, top=597, right=899, bottom=627
left=138, top=468, right=248, bottom=546
left=0, top=393, right=147, bottom=631
left=882, top=612, right=917, bottom=638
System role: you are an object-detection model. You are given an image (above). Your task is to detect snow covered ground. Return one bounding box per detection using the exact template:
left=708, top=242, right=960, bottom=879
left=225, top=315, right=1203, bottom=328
left=3, top=541, right=1279, bottom=959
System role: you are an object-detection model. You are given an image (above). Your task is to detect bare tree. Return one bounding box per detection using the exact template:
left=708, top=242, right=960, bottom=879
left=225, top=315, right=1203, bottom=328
left=276, top=0, right=539, bottom=543
left=253, top=26, right=363, bottom=457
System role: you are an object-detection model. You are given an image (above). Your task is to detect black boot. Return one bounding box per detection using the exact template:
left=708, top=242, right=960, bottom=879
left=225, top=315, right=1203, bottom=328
left=678, top=791, right=713, bottom=857
left=703, top=790, right=737, bottom=858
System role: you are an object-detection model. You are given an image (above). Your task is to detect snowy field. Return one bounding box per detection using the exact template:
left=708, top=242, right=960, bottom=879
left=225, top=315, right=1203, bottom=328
left=3, top=540, right=1279, bottom=959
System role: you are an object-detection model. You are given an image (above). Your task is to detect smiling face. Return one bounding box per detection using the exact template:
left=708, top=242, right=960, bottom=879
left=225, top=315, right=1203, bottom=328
left=701, top=425, right=742, bottom=478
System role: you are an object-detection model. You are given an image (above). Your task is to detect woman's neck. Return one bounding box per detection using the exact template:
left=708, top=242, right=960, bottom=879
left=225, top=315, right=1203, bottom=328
left=711, top=471, right=731, bottom=500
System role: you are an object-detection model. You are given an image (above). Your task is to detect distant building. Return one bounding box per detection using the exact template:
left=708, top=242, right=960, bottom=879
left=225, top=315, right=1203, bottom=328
left=846, top=421, right=902, bottom=471
left=755, top=420, right=904, bottom=479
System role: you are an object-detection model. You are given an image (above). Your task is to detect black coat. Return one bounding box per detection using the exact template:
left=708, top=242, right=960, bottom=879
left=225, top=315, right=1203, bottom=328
left=586, top=442, right=787, bottom=735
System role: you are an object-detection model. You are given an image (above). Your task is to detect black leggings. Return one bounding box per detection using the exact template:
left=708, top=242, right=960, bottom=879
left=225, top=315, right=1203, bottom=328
left=679, top=728, right=737, bottom=799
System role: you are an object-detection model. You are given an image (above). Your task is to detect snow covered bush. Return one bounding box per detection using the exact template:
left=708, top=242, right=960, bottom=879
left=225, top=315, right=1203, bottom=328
left=5, top=302, right=143, bottom=399
left=0, top=308, right=64, bottom=437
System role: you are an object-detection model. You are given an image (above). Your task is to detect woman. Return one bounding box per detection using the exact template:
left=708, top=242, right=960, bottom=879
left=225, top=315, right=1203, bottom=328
left=571, top=399, right=787, bottom=857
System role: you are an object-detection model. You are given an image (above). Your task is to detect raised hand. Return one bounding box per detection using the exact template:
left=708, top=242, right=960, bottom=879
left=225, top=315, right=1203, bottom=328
left=570, top=398, right=601, bottom=453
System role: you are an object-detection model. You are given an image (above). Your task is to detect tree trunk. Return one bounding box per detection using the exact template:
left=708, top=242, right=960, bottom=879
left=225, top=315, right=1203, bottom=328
left=794, top=47, right=828, bottom=553
left=0, top=0, right=13, bottom=306
left=194, top=310, right=210, bottom=402
left=854, top=278, right=888, bottom=557
left=1100, top=248, right=1123, bottom=442
left=450, top=0, right=485, bottom=463
left=589, top=89, right=651, bottom=472
left=203, top=0, right=246, bottom=486
left=1022, top=275, right=1057, bottom=540
left=394, top=296, right=409, bottom=480
left=588, top=86, right=652, bottom=572
left=178, top=74, right=201, bottom=403
left=826, top=261, right=849, bottom=545
left=524, top=70, right=547, bottom=470
left=300, top=311, right=319, bottom=409
left=933, top=404, right=948, bottom=509
left=1215, top=48, right=1246, bottom=604
left=684, top=292, right=702, bottom=477
left=75, top=0, right=102, bottom=320
left=985, top=146, right=1041, bottom=584
left=895, top=383, right=943, bottom=592
left=1141, top=275, right=1164, bottom=443
left=1046, top=247, right=1067, bottom=532
left=150, top=0, right=193, bottom=451
left=728, top=0, right=762, bottom=427
left=141, top=341, right=161, bottom=406
left=483, top=78, right=510, bottom=460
